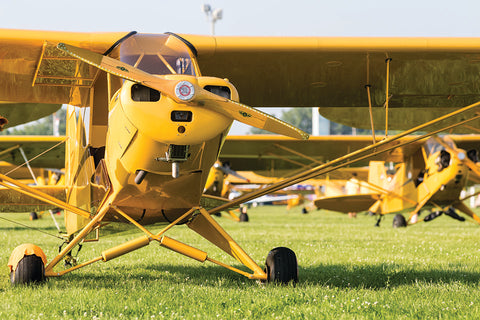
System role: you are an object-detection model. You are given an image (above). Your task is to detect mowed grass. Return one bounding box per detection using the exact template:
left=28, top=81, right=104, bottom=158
left=1, top=206, right=480, bottom=319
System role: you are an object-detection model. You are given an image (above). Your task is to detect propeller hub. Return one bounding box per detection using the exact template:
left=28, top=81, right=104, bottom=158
left=175, top=81, right=195, bottom=101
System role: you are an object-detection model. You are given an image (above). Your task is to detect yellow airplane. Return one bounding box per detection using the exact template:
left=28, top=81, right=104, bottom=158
left=3, top=31, right=480, bottom=286
left=219, top=135, right=480, bottom=224
left=1, top=30, right=312, bottom=286
left=313, top=135, right=480, bottom=227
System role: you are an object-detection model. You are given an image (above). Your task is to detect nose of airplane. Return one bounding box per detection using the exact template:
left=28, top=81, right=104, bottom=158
left=119, top=80, right=232, bottom=145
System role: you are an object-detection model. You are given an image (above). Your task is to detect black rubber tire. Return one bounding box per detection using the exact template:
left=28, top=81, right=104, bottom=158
left=265, top=247, right=298, bottom=284
left=301, top=208, right=308, bottom=214
left=239, top=212, right=249, bottom=222
left=392, top=214, right=407, bottom=228
left=10, top=255, right=45, bottom=285
left=29, top=212, right=38, bottom=221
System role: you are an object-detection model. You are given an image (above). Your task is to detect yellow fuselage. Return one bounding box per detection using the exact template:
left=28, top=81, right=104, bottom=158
left=380, top=149, right=468, bottom=214
left=100, top=77, right=236, bottom=224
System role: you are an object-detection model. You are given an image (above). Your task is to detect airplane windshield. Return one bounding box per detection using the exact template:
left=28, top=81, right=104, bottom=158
left=118, top=34, right=196, bottom=76
left=423, top=137, right=456, bottom=157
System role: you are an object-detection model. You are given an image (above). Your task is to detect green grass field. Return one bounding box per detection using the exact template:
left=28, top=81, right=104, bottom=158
left=1, top=206, right=480, bottom=319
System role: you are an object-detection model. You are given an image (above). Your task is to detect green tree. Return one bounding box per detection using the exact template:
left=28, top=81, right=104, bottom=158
left=280, top=108, right=312, bottom=133
left=250, top=108, right=313, bottom=135
left=248, top=107, right=369, bottom=135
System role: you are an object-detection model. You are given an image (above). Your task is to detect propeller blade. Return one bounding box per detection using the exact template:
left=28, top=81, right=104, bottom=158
left=57, top=43, right=309, bottom=140
left=202, top=95, right=309, bottom=140
left=57, top=43, right=179, bottom=100
left=214, top=163, right=250, bottom=182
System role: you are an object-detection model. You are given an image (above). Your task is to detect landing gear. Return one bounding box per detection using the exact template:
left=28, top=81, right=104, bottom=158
left=392, top=214, right=407, bottom=228
left=265, top=247, right=298, bottom=284
left=424, top=208, right=465, bottom=223
left=444, top=207, right=465, bottom=222
left=8, top=244, right=47, bottom=285
left=424, top=210, right=443, bottom=222
left=29, top=212, right=38, bottom=220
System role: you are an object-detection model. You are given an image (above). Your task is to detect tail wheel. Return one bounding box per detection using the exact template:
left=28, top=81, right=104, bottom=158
left=265, top=247, right=298, bottom=284
left=29, top=212, right=38, bottom=220
left=392, top=214, right=407, bottom=228
left=10, top=255, right=46, bottom=285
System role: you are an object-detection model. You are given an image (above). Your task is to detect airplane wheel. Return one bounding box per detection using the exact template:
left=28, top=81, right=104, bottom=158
left=239, top=212, right=249, bottom=222
left=301, top=208, right=308, bottom=214
left=392, top=214, right=407, bottom=228
left=265, top=247, right=298, bottom=285
left=10, top=254, right=46, bottom=285
left=29, top=212, right=38, bottom=220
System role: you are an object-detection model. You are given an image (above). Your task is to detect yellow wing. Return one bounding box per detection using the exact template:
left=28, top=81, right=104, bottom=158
left=0, top=103, right=61, bottom=130
left=0, top=29, right=133, bottom=107
left=0, top=136, right=66, bottom=213
left=180, top=35, right=480, bottom=132
left=219, top=135, right=427, bottom=177
left=0, top=136, right=65, bottom=168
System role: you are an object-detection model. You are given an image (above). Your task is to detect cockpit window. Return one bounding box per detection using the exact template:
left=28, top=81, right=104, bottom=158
left=423, top=137, right=456, bottom=158
left=117, top=34, right=196, bottom=76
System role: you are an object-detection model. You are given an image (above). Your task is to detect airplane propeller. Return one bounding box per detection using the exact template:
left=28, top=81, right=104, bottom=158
left=214, top=162, right=250, bottom=182
left=57, top=43, right=309, bottom=140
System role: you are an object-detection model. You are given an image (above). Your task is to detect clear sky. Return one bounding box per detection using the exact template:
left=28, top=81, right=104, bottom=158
left=2, top=0, right=480, bottom=133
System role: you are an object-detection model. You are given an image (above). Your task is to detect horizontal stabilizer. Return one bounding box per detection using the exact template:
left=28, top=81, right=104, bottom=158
left=314, top=194, right=379, bottom=214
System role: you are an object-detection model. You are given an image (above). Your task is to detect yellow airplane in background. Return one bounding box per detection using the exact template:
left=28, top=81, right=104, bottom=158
left=219, top=135, right=480, bottom=225
left=2, top=30, right=480, bottom=286
left=313, top=135, right=480, bottom=227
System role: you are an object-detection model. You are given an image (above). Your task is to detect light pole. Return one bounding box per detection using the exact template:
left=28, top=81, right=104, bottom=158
left=202, top=4, right=222, bottom=35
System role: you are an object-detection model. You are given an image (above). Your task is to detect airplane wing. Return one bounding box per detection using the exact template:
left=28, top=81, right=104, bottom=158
left=314, top=194, right=380, bottom=214
left=4, top=31, right=479, bottom=132
left=0, top=136, right=65, bottom=169
left=220, top=135, right=426, bottom=176
left=449, top=135, right=480, bottom=152
left=0, top=29, right=133, bottom=123
left=225, top=171, right=279, bottom=184
left=0, top=103, right=61, bottom=130
left=180, top=35, right=480, bottom=132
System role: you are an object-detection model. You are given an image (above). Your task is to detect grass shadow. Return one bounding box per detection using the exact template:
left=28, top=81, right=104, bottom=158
left=51, top=263, right=251, bottom=289
left=300, top=263, right=480, bottom=289
left=43, top=261, right=480, bottom=290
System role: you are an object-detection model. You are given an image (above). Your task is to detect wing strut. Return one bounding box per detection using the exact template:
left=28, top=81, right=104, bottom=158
left=18, top=146, right=62, bottom=233
left=365, top=85, right=376, bottom=144
left=384, top=58, right=392, bottom=138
